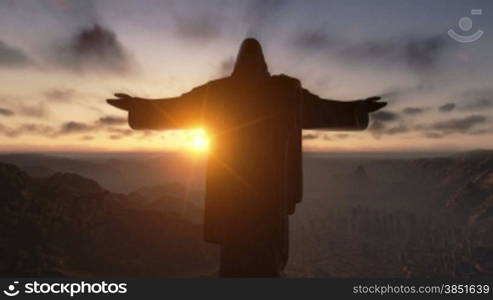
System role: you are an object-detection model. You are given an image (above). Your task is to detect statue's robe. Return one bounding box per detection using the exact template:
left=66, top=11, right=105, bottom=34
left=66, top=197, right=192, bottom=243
left=127, top=74, right=369, bottom=276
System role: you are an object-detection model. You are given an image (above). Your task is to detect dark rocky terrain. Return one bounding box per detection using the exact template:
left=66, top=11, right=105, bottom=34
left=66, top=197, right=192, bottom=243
left=0, top=162, right=218, bottom=277
left=0, top=151, right=492, bottom=277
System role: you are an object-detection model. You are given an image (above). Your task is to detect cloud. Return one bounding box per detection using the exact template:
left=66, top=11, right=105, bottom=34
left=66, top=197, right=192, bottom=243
left=0, top=123, right=56, bottom=138
left=292, top=31, right=335, bottom=51
left=369, top=119, right=410, bottom=138
left=18, top=102, right=50, bottom=118
left=302, top=133, right=318, bottom=140
left=59, top=121, right=94, bottom=134
left=80, top=135, right=95, bottom=141
left=414, top=114, right=490, bottom=139
left=59, top=116, right=129, bottom=136
left=292, top=31, right=451, bottom=72
left=98, top=115, right=127, bottom=126
left=174, top=14, right=222, bottom=41
left=428, top=115, right=488, bottom=134
left=44, top=88, right=75, bottom=102
left=438, top=103, right=455, bottom=112
left=109, top=135, right=122, bottom=140
left=55, top=24, right=132, bottom=73
left=0, top=124, right=15, bottom=137
left=368, top=120, right=387, bottom=138
left=371, top=111, right=399, bottom=122
left=0, top=108, right=14, bottom=117
left=462, top=98, right=493, bottom=111
left=378, top=82, right=434, bottom=102
left=458, top=89, right=493, bottom=111
left=0, top=95, right=50, bottom=119
left=343, top=35, right=450, bottom=72
left=0, top=112, right=131, bottom=138
left=107, top=127, right=133, bottom=136
left=0, top=40, right=33, bottom=68
left=424, top=132, right=444, bottom=139
left=402, top=107, right=428, bottom=115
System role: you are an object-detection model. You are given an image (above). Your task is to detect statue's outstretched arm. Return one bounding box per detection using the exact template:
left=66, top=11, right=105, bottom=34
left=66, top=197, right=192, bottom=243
left=107, top=85, right=208, bottom=130
left=301, top=89, right=385, bottom=130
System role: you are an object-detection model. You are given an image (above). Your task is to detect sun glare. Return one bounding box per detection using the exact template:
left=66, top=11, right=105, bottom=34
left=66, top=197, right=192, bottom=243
left=187, top=128, right=210, bottom=152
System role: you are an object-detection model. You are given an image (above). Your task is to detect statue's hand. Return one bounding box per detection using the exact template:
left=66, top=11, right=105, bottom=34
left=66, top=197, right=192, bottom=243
left=106, top=93, right=145, bottom=111
left=362, top=96, right=386, bottom=113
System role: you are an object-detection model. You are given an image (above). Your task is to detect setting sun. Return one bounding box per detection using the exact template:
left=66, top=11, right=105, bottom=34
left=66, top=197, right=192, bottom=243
left=187, top=128, right=210, bottom=152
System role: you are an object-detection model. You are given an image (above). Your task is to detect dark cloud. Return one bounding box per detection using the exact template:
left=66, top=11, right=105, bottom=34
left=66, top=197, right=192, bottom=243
left=369, top=120, right=386, bottom=131
left=402, top=36, right=449, bottom=69
left=292, top=31, right=451, bottom=72
left=379, top=82, right=433, bottom=102
left=371, top=111, right=399, bottom=122
left=402, top=107, right=428, bottom=115
left=44, top=88, right=75, bottom=102
left=107, top=128, right=133, bottom=136
left=458, top=89, right=493, bottom=111
left=109, top=135, right=122, bottom=140
left=462, top=98, right=493, bottom=111
left=18, top=123, right=56, bottom=136
left=98, top=115, right=127, bottom=126
left=429, top=115, right=488, bottom=134
left=424, top=132, right=445, bottom=139
left=56, top=24, right=132, bottom=73
left=0, top=96, right=49, bottom=119
left=369, top=119, right=410, bottom=138
left=0, top=123, right=56, bottom=138
left=470, top=128, right=492, bottom=136
left=59, top=121, right=94, bottom=134
left=342, top=35, right=450, bottom=71
left=0, top=40, right=33, bottom=68
left=1, top=112, right=131, bottom=138
left=369, top=112, right=490, bottom=139
left=438, top=103, right=455, bottom=112
left=0, top=108, right=14, bottom=117
left=368, top=120, right=387, bottom=138
left=58, top=115, right=131, bottom=136
left=291, top=31, right=335, bottom=51
left=174, top=14, right=222, bottom=40
left=18, top=102, right=50, bottom=118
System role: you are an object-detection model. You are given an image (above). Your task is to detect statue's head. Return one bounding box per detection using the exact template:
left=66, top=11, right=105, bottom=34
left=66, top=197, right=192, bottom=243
left=231, top=38, right=270, bottom=80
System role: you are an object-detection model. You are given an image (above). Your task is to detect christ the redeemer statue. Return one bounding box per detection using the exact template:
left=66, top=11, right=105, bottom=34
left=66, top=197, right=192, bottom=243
left=107, top=38, right=386, bottom=277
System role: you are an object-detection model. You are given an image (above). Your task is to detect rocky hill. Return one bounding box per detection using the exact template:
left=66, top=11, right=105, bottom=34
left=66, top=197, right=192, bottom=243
left=0, top=163, right=217, bottom=277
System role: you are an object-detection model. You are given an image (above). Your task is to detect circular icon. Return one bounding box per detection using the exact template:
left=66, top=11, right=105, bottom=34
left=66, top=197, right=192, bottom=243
left=3, top=282, right=20, bottom=297
left=458, top=17, right=473, bottom=31
left=448, top=9, right=484, bottom=43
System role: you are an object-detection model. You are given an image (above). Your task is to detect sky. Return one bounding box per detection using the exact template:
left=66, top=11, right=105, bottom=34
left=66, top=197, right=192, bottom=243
left=0, top=0, right=492, bottom=153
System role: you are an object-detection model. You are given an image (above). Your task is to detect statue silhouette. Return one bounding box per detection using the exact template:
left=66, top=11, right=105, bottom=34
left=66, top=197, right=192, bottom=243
left=107, top=38, right=386, bottom=277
